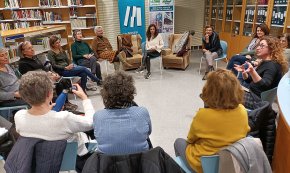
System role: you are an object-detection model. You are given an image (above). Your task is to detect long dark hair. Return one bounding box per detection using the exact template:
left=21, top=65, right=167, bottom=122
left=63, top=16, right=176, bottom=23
left=146, top=24, right=158, bottom=41
left=253, top=23, right=269, bottom=38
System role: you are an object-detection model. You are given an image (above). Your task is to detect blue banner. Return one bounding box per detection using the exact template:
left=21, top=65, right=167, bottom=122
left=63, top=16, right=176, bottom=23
left=118, top=0, right=146, bottom=42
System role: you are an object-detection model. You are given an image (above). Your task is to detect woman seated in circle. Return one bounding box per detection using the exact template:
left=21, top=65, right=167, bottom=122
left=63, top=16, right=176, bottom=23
left=278, top=33, right=290, bottom=64
left=48, top=35, right=102, bottom=91
left=71, top=30, right=102, bottom=80
left=93, top=71, right=152, bottom=155
left=15, top=71, right=94, bottom=172
left=136, top=24, right=164, bottom=79
left=234, top=36, right=288, bottom=109
left=174, top=69, right=250, bottom=173
left=227, top=23, right=270, bottom=75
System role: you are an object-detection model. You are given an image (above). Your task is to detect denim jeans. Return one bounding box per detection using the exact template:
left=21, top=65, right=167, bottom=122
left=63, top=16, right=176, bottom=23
left=226, top=55, right=248, bottom=75
left=61, top=66, right=100, bottom=91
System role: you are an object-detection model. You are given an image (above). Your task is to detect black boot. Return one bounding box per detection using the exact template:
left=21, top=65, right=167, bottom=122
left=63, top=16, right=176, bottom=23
left=202, top=72, right=208, bottom=80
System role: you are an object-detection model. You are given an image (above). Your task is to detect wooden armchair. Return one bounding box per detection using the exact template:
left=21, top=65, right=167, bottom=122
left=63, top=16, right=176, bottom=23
left=117, top=34, right=142, bottom=70
left=162, top=34, right=191, bottom=70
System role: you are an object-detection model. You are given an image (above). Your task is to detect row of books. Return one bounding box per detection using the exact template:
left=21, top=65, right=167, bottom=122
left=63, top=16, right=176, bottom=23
left=274, top=0, right=288, bottom=4
left=0, top=21, right=41, bottom=31
left=70, top=19, right=87, bottom=28
left=39, top=0, right=62, bottom=7
left=226, top=8, right=233, bottom=20
left=256, top=7, right=267, bottom=23
left=68, top=0, right=83, bottom=6
left=244, top=8, right=255, bottom=22
left=271, top=7, right=287, bottom=25
left=12, top=10, right=43, bottom=20
left=43, top=12, right=62, bottom=22
left=4, top=0, right=22, bottom=8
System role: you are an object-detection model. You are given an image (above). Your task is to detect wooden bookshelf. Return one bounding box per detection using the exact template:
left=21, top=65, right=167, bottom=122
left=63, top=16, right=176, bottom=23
left=0, top=0, right=98, bottom=45
left=204, top=0, right=290, bottom=58
left=0, top=25, right=69, bottom=63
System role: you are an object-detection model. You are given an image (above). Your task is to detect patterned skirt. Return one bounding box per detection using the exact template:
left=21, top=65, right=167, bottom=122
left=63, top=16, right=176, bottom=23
left=99, top=50, right=118, bottom=62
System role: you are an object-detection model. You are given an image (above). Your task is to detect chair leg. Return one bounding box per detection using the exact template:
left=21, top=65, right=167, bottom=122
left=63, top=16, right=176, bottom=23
left=160, top=56, right=163, bottom=75
left=105, top=60, right=108, bottom=75
left=216, top=60, right=218, bottom=69
left=199, top=56, right=203, bottom=75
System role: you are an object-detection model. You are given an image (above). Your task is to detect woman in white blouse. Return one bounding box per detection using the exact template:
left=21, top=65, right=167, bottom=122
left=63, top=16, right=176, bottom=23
left=136, top=24, right=164, bottom=79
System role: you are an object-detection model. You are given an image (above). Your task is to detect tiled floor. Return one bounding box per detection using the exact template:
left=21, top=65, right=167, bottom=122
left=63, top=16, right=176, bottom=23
left=70, top=50, right=226, bottom=157
left=0, top=50, right=227, bottom=173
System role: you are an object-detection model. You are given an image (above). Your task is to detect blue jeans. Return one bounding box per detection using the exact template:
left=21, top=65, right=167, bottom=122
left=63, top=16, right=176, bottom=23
left=61, top=66, right=100, bottom=91
left=226, top=55, right=248, bottom=75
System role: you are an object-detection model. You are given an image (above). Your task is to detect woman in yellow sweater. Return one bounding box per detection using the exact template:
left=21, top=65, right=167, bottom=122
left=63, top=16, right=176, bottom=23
left=174, top=69, right=250, bottom=173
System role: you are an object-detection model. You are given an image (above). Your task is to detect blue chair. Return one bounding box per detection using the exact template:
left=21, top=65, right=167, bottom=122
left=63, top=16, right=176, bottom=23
left=199, top=40, right=228, bottom=74
left=201, top=155, right=219, bottom=173
left=261, top=87, right=278, bottom=105
left=0, top=105, right=28, bottom=120
left=60, top=142, right=78, bottom=172
left=174, top=156, right=192, bottom=173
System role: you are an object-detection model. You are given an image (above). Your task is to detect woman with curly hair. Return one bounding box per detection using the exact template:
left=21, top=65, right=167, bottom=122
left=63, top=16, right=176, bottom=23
left=235, top=36, right=288, bottom=109
left=93, top=71, right=152, bottom=155
left=174, top=69, right=250, bottom=173
left=227, top=23, right=270, bottom=75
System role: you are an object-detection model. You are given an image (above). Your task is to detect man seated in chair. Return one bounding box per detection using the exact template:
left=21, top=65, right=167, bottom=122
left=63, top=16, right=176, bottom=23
left=0, top=48, right=27, bottom=109
left=91, top=26, right=132, bottom=70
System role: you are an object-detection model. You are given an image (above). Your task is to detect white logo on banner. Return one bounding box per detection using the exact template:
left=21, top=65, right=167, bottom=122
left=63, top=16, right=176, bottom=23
left=124, top=6, right=142, bottom=27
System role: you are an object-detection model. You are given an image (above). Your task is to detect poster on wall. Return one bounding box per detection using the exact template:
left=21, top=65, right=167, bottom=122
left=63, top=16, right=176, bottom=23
left=118, top=0, right=146, bottom=42
left=149, top=0, right=174, bottom=47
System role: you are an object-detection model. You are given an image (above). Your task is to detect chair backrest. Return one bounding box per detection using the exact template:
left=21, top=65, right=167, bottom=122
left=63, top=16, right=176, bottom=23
left=60, top=142, right=78, bottom=171
left=261, top=87, right=278, bottom=105
left=201, top=155, right=219, bottom=173
left=219, top=40, right=228, bottom=58
left=117, top=34, right=141, bottom=55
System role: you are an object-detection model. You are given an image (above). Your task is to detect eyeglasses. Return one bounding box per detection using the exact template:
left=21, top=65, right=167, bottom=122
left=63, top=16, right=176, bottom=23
left=257, top=44, right=268, bottom=49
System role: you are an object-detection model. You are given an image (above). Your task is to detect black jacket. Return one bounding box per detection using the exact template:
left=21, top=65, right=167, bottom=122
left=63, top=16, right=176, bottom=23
left=82, top=147, right=185, bottom=173
left=248, top=101, right=276, bottom=164
left=202, top=31, right=223, bottom=56
left=18, top=57, right=49, bottom=75
left=4, top=136, right=66, bottom=173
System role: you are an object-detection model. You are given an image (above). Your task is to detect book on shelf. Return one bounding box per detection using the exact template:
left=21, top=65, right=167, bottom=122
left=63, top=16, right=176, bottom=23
left=68, top=0, right=83, bottom=6
left=44, top=12, right=62, bottom=22
left=4, top=0, right=22, bottom=8
left=12, top=10, right=43, bottom=20
left=39, top=0, right=62, bottom=7
left=71, top=19, right=87, bottom=28
left=271, top=6, right=286, bottom=25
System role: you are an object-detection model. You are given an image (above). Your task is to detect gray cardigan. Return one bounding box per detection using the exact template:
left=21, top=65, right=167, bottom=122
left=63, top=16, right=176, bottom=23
left=0, top=65, right=19, bottom=101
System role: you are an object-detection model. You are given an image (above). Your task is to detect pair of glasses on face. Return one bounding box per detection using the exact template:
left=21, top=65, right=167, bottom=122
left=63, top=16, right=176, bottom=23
left=257, top=44, right=268, bottom=49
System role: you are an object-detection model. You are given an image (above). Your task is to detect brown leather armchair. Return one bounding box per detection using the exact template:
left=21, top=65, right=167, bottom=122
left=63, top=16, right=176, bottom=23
left=162, top=34, right=191, bottom=70
left=117, top=34, right=142, bottom=70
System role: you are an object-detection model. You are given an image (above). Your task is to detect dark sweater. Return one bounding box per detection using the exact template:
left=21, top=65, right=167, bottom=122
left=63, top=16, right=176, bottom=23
left=47, top=50, right=70, bottom=73
left=246, top=60, right=282, bottom=97
left=18, top=57, right=48, bottom=75
left=71, top=41, right=93, bottom=63
left=202, top=31, right=222, bottom=56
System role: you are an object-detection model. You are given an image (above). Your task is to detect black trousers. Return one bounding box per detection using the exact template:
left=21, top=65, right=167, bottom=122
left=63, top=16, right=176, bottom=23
left=144, top=50, right=161, bottom=73
left=77, top=56, right=102, bottom=80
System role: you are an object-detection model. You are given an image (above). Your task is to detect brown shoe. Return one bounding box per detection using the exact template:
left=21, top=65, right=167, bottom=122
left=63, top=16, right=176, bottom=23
left=64, top=102, right=78, bottom=111
left=118, top=51, right=133, bottom=67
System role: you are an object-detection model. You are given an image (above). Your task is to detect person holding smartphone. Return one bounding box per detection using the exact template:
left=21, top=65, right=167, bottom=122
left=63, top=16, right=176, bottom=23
left=15, top=71, right=94, bottom=172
